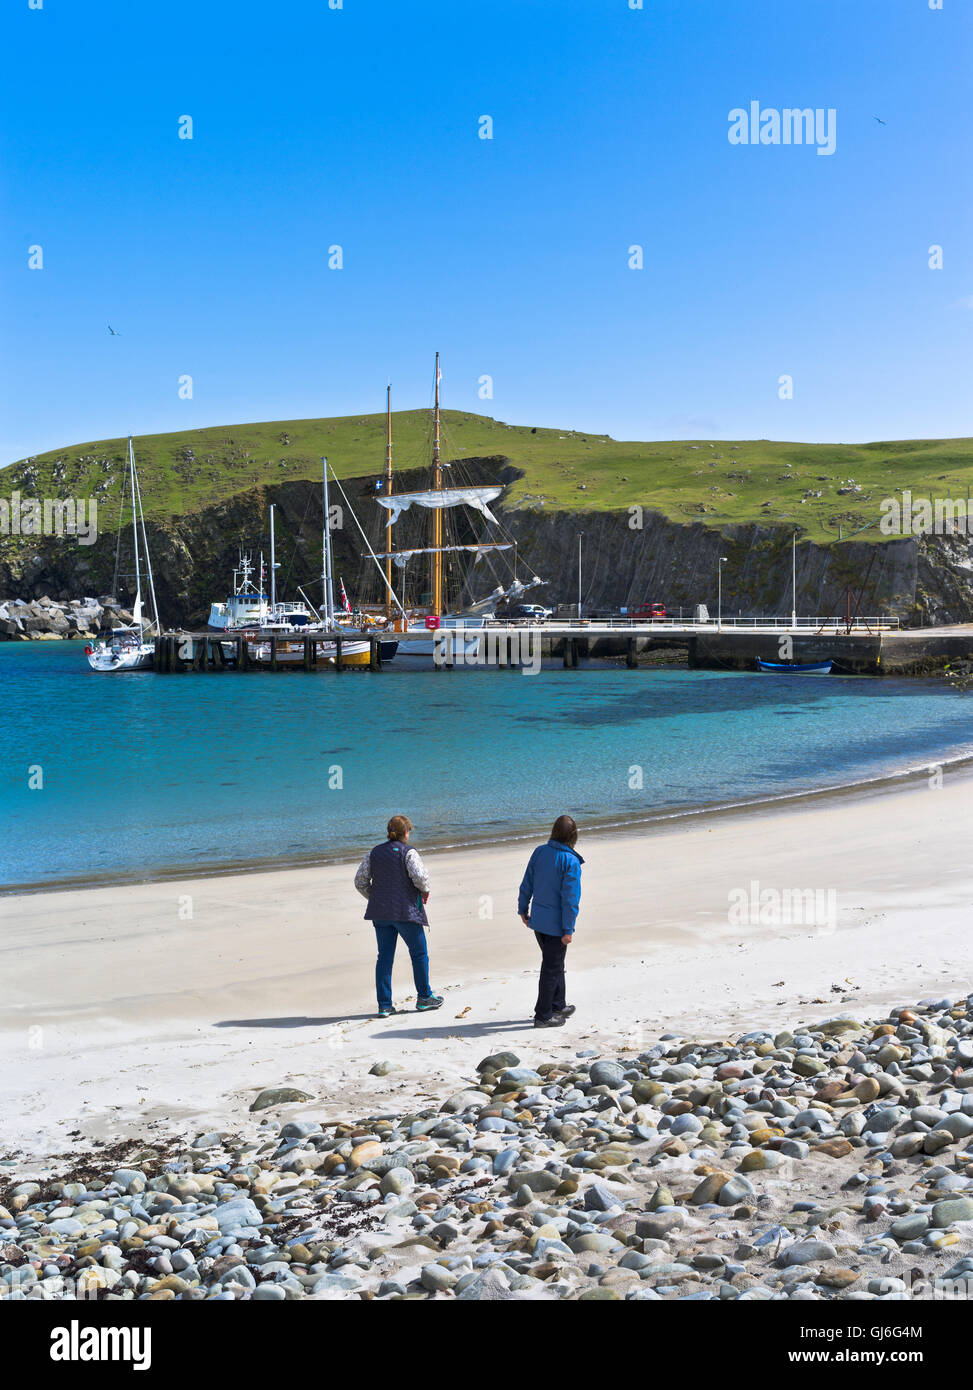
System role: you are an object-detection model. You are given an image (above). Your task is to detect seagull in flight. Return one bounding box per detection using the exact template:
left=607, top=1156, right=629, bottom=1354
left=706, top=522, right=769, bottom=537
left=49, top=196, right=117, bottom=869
left=108, top=324, right=121, bottom=335
left=873, top=116, right=886, bottom=125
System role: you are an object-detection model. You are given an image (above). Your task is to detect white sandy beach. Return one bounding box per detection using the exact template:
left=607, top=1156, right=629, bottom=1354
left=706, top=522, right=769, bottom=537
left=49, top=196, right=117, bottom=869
left=1, top=767, right=971, bottom=1162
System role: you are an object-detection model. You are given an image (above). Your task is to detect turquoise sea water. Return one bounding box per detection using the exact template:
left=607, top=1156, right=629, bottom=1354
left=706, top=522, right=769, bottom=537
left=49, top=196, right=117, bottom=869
left=1, top=642, right=972, bottom=890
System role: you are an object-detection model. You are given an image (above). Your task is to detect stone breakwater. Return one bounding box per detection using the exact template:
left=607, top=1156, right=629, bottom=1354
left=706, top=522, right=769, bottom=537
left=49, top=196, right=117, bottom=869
left=0, top=596, right=130, bottom=640
left=2, top=995, right=973, bottom=1302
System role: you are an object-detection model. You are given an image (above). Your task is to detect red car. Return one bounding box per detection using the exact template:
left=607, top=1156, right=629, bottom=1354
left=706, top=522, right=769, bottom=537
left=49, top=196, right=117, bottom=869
left=629, top=602, right=666, bottom=620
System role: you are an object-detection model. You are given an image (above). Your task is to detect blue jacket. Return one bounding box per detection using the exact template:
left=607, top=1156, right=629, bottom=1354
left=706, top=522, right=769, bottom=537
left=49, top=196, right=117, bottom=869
left=518, top=840, right=583, bottom=937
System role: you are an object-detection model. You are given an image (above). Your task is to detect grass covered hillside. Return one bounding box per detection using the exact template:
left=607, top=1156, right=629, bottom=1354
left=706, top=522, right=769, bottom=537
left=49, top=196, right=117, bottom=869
left=5, top=411, right=973, bottom=545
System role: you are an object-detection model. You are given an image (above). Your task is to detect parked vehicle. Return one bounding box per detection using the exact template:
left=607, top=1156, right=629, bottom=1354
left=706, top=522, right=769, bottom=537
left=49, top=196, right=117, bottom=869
left=628, top=602, right=667, bottom=620
left=505, top=603, right=553, bottom=621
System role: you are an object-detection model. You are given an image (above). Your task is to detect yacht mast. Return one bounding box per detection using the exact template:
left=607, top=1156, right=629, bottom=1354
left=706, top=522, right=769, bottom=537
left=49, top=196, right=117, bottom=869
left=385, top=384, right=393, bottom=619
left=128, top=437, right=143, bottom=640
left=129, top=438, right=160, bottom=635
left=321, top=456, right=335, bottom=626
left=269, top=504, right=277, bottom=610
left=431, top=352, right=443, bottom=617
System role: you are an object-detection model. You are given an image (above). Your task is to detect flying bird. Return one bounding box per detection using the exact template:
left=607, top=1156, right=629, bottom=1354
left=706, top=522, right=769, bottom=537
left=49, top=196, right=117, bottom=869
left=108, top=324, right=120, bottom=335
left=873, top=116, right=886, bottom=125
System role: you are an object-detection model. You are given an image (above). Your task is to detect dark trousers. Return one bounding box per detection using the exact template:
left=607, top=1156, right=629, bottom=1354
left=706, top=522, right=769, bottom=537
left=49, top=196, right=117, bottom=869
left=534, top=930, right=567, bottom=1020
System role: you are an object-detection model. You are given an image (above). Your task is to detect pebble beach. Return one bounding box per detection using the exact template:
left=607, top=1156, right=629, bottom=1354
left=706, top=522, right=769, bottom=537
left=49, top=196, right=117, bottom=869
left=2, top=994, right=973, bottom=1302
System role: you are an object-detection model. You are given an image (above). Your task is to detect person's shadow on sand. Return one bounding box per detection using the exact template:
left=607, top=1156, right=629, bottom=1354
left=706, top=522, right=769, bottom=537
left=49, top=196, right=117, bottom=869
left=377, top=1020, right=535, bottom=1040
left=213, top=1016, right=534, bottom=1037
left=214, top=1015, right=375, bottom=1029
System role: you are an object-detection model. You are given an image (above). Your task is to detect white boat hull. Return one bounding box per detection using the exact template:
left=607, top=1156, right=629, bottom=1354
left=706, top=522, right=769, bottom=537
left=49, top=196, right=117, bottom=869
left=86, top=643, right=154, bottom=672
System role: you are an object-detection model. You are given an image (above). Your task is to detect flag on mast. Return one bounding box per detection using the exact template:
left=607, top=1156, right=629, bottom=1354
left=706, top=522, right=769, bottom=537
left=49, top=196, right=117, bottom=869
left=339, top=577, right=352, bottom=613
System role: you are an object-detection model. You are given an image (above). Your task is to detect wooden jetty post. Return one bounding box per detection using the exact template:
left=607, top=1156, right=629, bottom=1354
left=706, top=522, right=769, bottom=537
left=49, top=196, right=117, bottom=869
left=626, top=637, right=638, bottom=669
left=334, top=635, right=343, bottom=672
left=563, top=637, right=579, bottom=669
left=303, top=635, right=313, bottom=671
left=369, top=637, right=382, bottom=671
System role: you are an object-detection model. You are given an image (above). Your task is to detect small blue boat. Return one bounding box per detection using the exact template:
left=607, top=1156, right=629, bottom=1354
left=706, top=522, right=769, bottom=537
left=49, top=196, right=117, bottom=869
left=757, top=659, right=833, bottom=675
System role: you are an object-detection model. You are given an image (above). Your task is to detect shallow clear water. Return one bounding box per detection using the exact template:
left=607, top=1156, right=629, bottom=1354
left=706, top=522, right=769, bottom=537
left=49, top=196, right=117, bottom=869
left=1, top=643, right=971, bottom=889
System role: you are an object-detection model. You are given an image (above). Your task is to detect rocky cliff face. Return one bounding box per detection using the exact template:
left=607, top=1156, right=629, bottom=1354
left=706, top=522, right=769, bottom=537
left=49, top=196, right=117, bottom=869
left=1, top=459, right=971, bottom=631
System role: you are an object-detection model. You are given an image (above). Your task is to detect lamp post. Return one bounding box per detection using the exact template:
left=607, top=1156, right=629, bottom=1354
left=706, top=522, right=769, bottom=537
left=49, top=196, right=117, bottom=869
left=577, top=533, right=583, bottom=619
left=791, top=530, right=797, bottom=629
left=717, top=556, right=728, bottom=631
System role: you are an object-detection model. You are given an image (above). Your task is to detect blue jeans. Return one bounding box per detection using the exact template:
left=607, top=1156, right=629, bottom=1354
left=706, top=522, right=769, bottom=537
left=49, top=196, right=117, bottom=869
left=373, top=921, right=431, bottom=1009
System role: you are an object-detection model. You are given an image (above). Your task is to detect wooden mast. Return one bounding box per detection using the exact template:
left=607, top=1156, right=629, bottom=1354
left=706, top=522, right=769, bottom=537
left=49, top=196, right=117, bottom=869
left=431, top=351, right=443, bottom=617
left=385, top=383, right=393, bottom=619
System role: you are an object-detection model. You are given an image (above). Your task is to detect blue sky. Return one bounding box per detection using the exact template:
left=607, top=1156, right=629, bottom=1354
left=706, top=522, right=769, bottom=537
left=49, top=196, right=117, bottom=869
left=2, top=0, right=970, bottom=465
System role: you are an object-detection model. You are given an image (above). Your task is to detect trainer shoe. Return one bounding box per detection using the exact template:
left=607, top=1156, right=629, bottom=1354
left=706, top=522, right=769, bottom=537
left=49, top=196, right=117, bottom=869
left=533, top=1014, right=566, bottom=1029
left=377, top=1006, right=397, bottom=1019
left=553, top=1004, right=576, bottom=1019
left=416, top=995, right=443, bottom=1012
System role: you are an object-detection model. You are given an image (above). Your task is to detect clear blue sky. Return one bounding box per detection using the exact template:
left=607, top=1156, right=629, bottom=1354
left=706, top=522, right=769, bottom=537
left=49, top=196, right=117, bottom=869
left=2, top=0, right=970, bottom=465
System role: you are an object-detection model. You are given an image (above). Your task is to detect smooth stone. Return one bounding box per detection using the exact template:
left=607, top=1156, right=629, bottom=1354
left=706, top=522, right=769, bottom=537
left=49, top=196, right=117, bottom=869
left=440, top=1090, right=491, bottom=1115
left=890, top=1214, right=929, bottom=1241
left=589, top=1062, right=626, bottom=1090
left=420, top=1263, right=457, bottom=1292
left=931, top=1197, right=973, bottom=1228
left=779, top=1240, right=837, bottom=1267
left=718, top=1175, right=755, bottom=1206
left=379, top=1168, right=415, bottom=1196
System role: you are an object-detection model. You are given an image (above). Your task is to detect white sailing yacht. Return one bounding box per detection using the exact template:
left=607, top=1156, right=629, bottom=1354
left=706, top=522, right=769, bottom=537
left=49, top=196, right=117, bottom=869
left=247, top=460, right=373, bottom=667
left=86, top=437, right=160, bottom=672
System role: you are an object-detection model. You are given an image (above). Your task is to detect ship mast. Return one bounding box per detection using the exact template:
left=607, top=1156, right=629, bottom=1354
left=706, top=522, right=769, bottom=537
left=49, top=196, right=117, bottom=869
left=431, top=352, right=443, bottom=617
left=385, top=384, right=393, bottom=619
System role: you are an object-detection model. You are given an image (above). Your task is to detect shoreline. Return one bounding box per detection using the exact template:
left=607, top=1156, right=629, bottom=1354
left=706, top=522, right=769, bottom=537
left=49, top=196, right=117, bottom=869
left=3, top=742, right=973, bottom=899
left=1, top=759, right=972, bottom=1166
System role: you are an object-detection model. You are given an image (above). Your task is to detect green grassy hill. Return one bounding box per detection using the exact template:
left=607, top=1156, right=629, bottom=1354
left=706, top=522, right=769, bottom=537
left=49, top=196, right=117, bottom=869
left=7, top=411, right=973, bottom=544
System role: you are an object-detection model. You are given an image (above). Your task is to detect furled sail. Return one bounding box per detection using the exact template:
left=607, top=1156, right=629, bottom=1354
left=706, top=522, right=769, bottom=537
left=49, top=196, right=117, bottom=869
left=376, top=542, right=513, bottom=569
left=376, top=486, right=503, bottom=526
left=462, top=586, right=507, bottom=613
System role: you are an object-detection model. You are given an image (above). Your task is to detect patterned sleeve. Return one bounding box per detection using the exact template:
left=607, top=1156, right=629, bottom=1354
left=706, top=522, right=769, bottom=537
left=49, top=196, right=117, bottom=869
left=354, top=851, right=372, bottom=899
left=405, top=848, right=431, bottom=894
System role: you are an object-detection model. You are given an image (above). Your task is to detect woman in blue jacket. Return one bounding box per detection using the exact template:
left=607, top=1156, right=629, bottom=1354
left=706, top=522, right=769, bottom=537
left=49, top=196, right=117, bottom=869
left=518, top=814, right=583, bottom=1028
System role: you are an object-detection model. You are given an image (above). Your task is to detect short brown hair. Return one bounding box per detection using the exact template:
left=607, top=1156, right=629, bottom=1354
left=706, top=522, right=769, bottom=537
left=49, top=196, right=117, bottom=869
left=551, top=814, right=577, bottom=847
left=387, top=814, right=413, bottom=842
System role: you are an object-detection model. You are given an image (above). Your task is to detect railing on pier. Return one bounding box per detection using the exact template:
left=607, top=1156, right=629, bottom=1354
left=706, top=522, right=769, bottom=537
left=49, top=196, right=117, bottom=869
left=484, top=616, right=900, bottom=633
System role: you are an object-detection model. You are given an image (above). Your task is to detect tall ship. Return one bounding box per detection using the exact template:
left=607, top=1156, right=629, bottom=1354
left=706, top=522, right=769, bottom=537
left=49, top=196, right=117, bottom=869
left=367, top=354, right=546, bottom=659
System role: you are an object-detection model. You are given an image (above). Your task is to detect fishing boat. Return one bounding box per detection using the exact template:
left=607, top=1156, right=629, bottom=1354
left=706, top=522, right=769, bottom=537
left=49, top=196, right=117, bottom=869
left=207, top=551, right=271, bottom=630
left=86, top=438, right=160, bottom=672
left=369, top=357, right=545, bottom=661
left=757, top=659, right=833, bottom=674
